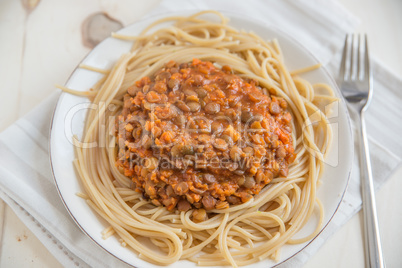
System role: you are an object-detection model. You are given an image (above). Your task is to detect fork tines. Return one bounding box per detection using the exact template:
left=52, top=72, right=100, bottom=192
left=340, top=34, right=370, bottom=82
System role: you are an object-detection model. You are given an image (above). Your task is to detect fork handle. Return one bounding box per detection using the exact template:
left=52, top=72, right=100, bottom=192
left=358, top=111, right=385, bottom=268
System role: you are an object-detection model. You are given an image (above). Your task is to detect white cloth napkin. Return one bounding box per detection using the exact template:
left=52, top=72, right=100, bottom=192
left=0, top=0, right=401, bottom=267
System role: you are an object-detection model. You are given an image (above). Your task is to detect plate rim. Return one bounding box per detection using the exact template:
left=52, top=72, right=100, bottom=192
left=49, top=9, right=354, bottom=268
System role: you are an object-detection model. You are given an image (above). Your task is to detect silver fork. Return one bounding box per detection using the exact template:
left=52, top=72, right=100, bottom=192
left=339, top=34, right=385, bottom=268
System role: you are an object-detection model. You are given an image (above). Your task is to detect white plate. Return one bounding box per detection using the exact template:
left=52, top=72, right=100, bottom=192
left=50, top=11, right=353, bottom=268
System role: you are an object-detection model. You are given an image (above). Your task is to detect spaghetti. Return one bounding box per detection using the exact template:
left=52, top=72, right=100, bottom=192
left=66, top=10, right=336, bottom=267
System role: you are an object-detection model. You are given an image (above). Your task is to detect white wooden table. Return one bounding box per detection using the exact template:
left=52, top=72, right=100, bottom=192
left=1, top=0, right=401, bottom=267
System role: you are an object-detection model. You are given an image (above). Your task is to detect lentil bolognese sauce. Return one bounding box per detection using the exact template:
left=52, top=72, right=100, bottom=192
left=116, top=59, right=296, bottom=213
left=61, top=10, right=337, bottom=267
